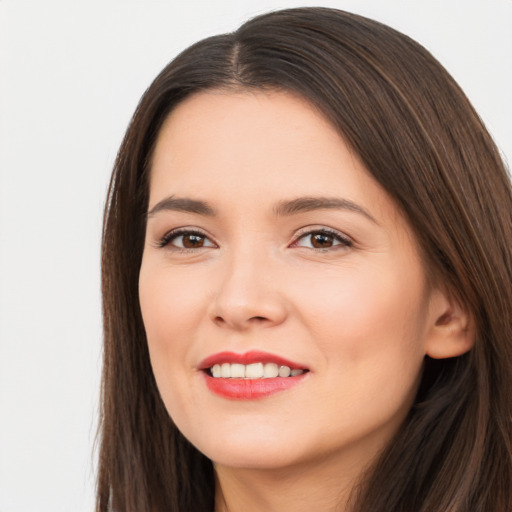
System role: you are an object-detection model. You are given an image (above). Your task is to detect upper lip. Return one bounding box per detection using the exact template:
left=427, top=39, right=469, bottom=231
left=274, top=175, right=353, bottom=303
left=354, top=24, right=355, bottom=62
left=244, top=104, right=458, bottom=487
left=198, top=350, right=308, bottom=371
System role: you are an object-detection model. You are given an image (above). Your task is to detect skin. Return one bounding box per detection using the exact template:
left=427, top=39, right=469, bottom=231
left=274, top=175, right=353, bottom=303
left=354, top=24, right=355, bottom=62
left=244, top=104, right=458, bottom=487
left=139, top=90, right=473, bottom=512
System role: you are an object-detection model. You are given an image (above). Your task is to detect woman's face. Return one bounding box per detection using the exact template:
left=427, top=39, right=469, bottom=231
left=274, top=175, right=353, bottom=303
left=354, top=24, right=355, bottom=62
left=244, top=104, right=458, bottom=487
left=139, top=90, right=445, bottom=472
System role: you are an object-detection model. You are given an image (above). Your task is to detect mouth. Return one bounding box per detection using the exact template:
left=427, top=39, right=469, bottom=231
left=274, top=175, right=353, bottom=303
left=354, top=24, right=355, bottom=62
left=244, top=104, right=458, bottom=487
left=198, top=351, right=309, bottom=399
left=207, top=362, right=306, bottom=379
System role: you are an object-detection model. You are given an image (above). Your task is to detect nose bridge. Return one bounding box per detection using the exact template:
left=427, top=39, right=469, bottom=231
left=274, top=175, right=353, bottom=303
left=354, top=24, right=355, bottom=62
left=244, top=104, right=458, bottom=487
left=210, top=241, right=286, bottom=329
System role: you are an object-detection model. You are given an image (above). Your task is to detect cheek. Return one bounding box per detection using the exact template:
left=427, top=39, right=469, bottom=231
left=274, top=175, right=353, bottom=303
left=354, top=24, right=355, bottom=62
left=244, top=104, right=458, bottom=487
left=139, top=263, right=207, bottom=348
left=138, top=264, right=206, bottom=409
left=301, top=259, right=425, bottom=328
left=139, top=272, right=211, bottom=445
left=290, top=264, right=428, bottom=440
left=294, top=259, right=429, bottom=382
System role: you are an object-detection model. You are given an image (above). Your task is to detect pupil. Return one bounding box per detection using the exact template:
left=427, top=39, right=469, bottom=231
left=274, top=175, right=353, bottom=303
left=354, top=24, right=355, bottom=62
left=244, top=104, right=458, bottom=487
left=183, top=235, right=204, bottom=248
left=312, top=233, right=333, bottom=248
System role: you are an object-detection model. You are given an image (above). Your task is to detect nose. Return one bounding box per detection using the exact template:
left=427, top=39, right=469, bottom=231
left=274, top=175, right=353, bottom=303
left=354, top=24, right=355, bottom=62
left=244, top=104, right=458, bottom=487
left=208, top=248, right=288, bottom=331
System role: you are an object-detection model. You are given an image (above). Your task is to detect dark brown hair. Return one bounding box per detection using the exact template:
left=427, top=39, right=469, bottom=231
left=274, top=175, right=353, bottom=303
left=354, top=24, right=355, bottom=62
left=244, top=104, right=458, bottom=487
left=98, top=7, right=512, bottom=511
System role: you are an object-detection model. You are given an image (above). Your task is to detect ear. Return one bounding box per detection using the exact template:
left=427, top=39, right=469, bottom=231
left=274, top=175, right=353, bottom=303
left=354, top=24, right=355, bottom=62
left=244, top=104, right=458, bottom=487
left=425, top=288, right=475, bottom=359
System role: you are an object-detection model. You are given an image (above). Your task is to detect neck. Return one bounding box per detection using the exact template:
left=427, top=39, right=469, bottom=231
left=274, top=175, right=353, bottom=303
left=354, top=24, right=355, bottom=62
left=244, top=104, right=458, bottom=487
left=214, top=450, right=370, bottom=512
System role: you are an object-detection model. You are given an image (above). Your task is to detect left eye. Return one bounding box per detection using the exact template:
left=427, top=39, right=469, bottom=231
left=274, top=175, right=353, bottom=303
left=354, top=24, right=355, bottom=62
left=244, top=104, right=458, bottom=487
left=174, top=233, right=212, bottom=248
left=294, top=230, right=352, bottom=249
left=159, top=230, right=216, bottom=249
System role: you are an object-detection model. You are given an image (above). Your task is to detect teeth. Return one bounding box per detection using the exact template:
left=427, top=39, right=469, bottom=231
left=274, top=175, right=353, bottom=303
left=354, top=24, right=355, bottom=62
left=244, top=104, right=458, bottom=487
left=246, top=362, right=263, bottom=378
left=231, top=363, right=245, bottom=378
left=221, top=363, right=231, bottom=378
left=211, top=364, right=221, bottom=378
left=209, top=362, right=305, bottom=379
left=263, top=363, right=279, bottom=378
left=278, top=365, right=291, bottom=377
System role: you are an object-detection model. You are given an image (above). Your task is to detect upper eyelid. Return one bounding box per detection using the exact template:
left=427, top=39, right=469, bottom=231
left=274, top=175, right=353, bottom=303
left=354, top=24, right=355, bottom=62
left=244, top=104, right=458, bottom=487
left=292, top=226, right=352, bottom=242
left=164, top=227, right=211, bottom=237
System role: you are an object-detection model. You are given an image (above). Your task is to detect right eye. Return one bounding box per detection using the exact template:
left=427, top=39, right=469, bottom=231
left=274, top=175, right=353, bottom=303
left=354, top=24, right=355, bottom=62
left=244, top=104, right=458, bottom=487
left=158, top=229, right=216, bottom=250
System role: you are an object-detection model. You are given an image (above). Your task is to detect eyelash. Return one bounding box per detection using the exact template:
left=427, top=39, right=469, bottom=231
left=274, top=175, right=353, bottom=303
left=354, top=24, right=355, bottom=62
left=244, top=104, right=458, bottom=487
left=156, top=227, right=353, bottom=252
left=156, top=229, right=213, bottom=250
left=291, top=227, right=353, bottom=250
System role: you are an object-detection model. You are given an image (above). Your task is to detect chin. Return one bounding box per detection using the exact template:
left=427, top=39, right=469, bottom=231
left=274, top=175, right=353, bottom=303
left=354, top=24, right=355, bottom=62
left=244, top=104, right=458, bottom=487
left=185, top=421, right=309, bottom=470
left=208, top=443, right=303, bottom=471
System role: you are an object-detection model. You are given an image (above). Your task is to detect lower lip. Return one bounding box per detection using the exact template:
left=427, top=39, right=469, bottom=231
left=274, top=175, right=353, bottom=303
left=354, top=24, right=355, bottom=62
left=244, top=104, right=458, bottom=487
left=203, top=374, right=307, bottom=399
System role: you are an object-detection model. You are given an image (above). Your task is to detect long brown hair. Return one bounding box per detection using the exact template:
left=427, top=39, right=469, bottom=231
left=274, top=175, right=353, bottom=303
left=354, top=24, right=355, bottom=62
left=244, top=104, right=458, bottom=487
left=98, top=7, right=512, bottom=511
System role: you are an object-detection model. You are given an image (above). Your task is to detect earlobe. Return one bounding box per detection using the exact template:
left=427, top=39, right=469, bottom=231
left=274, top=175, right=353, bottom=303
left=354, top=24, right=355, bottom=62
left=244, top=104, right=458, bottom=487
left=425, top=290, right=475, bottom=360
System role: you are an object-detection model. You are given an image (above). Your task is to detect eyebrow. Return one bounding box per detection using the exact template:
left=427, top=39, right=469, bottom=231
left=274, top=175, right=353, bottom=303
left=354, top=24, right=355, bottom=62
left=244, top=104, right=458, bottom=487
left=147, top=196, right=216, bottom=217
left=273, top=196, right=378, bottom=224
left=147, top=195, right=377, bottom=224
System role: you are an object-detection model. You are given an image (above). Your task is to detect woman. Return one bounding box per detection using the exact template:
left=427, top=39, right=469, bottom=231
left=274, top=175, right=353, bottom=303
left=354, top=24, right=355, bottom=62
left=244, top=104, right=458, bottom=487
left=97, top=7, right=512, bottom=511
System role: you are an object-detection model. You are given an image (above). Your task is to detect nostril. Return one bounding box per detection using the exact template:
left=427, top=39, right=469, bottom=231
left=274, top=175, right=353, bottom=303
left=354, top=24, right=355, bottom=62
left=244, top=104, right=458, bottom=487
left=213, top=314, right=269, bottom=328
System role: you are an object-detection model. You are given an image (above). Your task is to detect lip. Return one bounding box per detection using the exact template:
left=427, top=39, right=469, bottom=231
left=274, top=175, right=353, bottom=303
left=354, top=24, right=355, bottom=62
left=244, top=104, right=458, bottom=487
left=202, top=373, right=307, bottom=399
left=198, top=351, right=309, bottom=400
left=198, top=350, right=307, bottom=371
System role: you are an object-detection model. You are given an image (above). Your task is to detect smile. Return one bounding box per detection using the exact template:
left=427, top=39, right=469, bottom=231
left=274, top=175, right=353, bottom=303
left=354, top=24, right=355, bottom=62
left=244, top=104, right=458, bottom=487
left=209, top=362, right=305, bottom=379
left=199, top=351, right=309, bottom=399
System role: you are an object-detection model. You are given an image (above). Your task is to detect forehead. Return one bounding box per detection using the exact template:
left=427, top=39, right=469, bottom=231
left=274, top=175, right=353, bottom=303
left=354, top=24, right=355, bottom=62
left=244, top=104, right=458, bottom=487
left=149, top=90, right=397, bottom=224
left=151, top=90, right=345, bottom=181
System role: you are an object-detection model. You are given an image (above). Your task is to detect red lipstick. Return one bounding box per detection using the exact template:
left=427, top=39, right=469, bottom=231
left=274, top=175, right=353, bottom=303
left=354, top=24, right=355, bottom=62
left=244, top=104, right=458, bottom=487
left=199, top=350, right=305, bottom=370
left=198, top=351, right=309, bottom=400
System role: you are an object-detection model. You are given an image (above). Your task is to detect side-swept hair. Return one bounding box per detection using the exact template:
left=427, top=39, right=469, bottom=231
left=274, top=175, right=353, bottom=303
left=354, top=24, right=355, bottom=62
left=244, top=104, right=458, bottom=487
left=98, top=7, right=512, bottom=511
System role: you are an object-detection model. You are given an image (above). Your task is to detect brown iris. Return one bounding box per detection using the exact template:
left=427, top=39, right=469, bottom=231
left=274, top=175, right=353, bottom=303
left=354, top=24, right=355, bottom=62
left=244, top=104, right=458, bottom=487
left=310, top=232, right=335, bottom=248
left=182, top=234, right=205, bottom=248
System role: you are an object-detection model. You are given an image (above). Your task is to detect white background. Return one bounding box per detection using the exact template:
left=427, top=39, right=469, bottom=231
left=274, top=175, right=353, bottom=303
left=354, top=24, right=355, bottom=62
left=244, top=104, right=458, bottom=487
left=0, top=1, right=510, bottom=511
